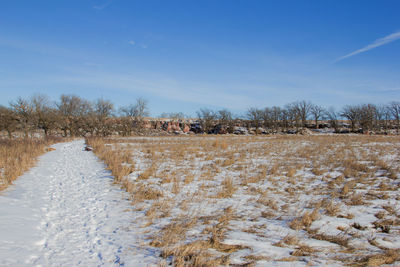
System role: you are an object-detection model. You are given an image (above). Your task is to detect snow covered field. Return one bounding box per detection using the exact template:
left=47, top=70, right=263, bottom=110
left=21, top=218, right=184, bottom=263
left=1, top=136, right=399, bottom=266
left=88, top=135, right=400, bottom=266
left=0, top=140, right=159, bottom=266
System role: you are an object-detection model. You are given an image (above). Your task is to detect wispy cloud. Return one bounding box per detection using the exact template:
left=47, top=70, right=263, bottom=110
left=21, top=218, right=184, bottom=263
left=335, top=31, right=400, bottom=62
left=93, top=0, right=113, bottom=10
left=128, top=41, right=147, bottom=48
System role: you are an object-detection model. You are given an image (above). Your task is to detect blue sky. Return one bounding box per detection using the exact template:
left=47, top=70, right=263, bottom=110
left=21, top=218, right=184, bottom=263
left=1, top=0, right=399, bottom=116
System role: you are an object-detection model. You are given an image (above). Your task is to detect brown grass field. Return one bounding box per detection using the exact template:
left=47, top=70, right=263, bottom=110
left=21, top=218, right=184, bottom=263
left=88, top=134, right=399, bottom=266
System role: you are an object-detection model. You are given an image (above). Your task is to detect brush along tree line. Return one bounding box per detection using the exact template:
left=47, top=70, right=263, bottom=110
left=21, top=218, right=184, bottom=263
left=0, top=95, right=150, bottom=138
left=0, top=94, right=399, bottom=138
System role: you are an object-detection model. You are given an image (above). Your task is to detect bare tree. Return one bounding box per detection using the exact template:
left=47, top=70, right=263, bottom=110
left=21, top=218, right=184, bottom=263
left=263, top=107, right=283, bottom=131
left=270, top=106, right=283, bottom=130
left=10, top=97, right=33, bottom=137
left=358, top=104, right=376, bottom=133
left=31, top=94, right=58, bottom=137
left=94, top=98, right=114, bottom=136
left=388, top=101, right=400, bottom=133
left=290, top=100, right=312, bottom=127
left=217, top=109, right=234, bottom=133
left=57, top=95, right=92, bottom=136
left=197, top=108, right=217, bottom=133
left=310, top=104, right=325, bottom=129
left=120, top=98, right=149, bottom=120
left=376, top=104, right=391, bottom=132
left=341, top=105, right=360, bottom=132
left=325, top=107, right=340, bottom=132
left=133, top=97, right=150, bottom=121
left=262, top=108, right=273, bottom=129
left=285, top=104, right=300, bottom=130
left=119, top=98, right=149, bottom=132
left=0, top=106, right=18, bottom=138
left=119, top=105, right=135, bottom=136
left=280, top=108, right=291, bottom=130
left=246, top=107, right=264, bottom=133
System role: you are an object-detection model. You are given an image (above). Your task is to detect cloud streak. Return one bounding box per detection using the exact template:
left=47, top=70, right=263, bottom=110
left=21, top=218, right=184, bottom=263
left=93, top=0, right=113, bottom=10
left=335, top=31, right=400, bottom=62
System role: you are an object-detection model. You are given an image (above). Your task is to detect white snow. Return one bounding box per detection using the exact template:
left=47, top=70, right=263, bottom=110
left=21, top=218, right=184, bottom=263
left=0, top=140, right=158, bottom=266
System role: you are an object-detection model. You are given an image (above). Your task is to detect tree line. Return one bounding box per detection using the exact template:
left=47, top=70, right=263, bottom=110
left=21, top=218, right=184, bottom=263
left=0, top=94, right=149, bottom=138
left=197, top=100, right=400, bottom=134
left=0, top=94, right=399, bottom=138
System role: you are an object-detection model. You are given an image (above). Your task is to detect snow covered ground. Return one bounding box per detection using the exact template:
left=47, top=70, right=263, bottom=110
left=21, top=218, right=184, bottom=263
left=0, top=140, right=158, bottom=266
left=89, top=135, right=400, bottom=266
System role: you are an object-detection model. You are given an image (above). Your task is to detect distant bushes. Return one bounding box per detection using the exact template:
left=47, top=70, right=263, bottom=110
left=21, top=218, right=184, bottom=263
left=1, top=93, right=399, bottom=137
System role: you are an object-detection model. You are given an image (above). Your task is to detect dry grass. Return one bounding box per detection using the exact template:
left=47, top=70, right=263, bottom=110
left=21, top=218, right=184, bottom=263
left=352, top=249, right=400, bottom=267
left=291, top=245, right=318, bottom=256
left=311, top=233, right=350, bottom=247
left=216, top=177, right=236, bottom=198
left=86, top=137, right=135, bottom=183
left=151, top=207, right=245, bottom=266
left=88, top=134, right=400, bottom=266
left=325, top=200, right=341, bottom=216
left=289, top=208, right=320, bottom=230
left=0, top=137, right=63, bottom=191
left=273, top=235, right=299, bottom=247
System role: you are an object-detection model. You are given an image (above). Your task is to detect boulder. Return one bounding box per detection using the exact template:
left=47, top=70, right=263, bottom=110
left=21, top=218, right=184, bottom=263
left=182, top=124, right=190, bottom=133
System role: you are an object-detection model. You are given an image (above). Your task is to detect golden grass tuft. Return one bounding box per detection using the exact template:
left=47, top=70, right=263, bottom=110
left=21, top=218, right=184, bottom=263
left=325, top=200, right=341, bottom=216
left=289, top=208, right=320, bottom=230
left=311, top=233, right=349, bottom=247
left=274, top=235, right=299, bottom=247
left=286, top=167, right=296, bottom=178
left=291, top=245, right=317, bottom=256
left=216, top=177, right=236, bottom=198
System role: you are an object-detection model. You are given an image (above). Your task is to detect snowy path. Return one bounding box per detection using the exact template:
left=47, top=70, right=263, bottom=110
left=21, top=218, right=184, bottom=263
left=0, top=140, right=155, bottom=266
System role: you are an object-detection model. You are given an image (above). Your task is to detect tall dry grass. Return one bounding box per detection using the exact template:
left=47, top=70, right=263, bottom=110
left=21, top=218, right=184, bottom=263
left=0, top=137, right=62, bottom=191
left=86, top=137, right=136, bottom=194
